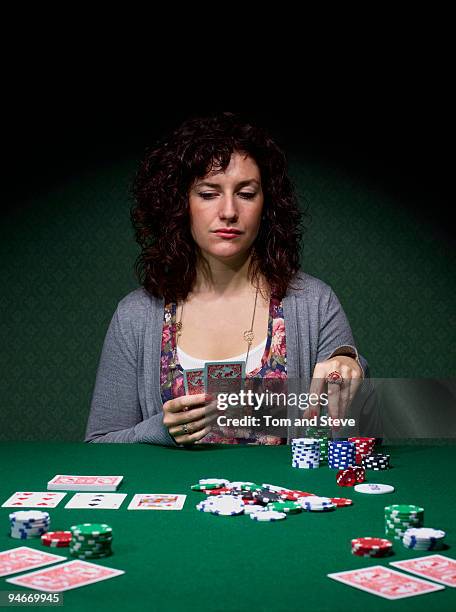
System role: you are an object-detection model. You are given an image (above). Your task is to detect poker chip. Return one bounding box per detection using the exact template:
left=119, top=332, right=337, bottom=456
left=243, top=504, right=265, bottom=514
left=250, top=510, right=287, bottom=522
left=299, top=496, right=336, bottom=512
left=41, top=531, right=72, bottom=547
left=196, top=496, right=245, bottom=516
left=9, top=511, right=50, bottom=539
left=266, top=501, right=302, bottom=514
left=198, top=478, right=230, bottom=486
left=351, top=537, right=393, bottom=557
left=402, top=528, right=446, bottom=550
left=253, top=489, right=282, bottom=504
left=191, top=483, right=222, bottom=491
left=225, top=481, right=255, bottom=489
left=262, top=483, right=291, bottom=493
left=279, top=490, right=315, bottom=501
left=354, top=483, right=395, bottom=495
left=291, top=438, right=321, bottom=469
left=330, top=497, right=353, bottom=507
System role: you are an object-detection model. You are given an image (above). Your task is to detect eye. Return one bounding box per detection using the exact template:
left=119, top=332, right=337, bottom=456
left=238, top=192, right=256, bottom=199
left=198, top=192, right=218, bottom=200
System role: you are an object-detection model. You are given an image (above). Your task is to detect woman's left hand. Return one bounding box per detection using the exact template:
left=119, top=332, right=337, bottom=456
left=309, top=356, right=363, bottom=421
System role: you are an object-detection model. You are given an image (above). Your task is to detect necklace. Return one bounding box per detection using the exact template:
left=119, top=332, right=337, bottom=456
left=172, top=285, right=260, bottom=371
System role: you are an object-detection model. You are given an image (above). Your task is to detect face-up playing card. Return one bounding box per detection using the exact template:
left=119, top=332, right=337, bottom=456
left=204, top=361, right=246, bottom=395
left=390, top=555, right=456, bottom=588
left=0, top=547, right=67, bottom=577
left=1, top=492, right=66, bottom=508
left=6, top=560, right=125, bottom=592
left=127, top=494, right=186, bottom=510
left=47, top=475, right=123, bottom=491
left=327, top=565, right=444, bottom=599
left=64, top=493, right=127, bottom=509
left=183, top=368, right=205, bottom=395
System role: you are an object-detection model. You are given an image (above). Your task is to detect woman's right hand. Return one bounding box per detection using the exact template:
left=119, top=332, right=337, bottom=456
left=163, top=393, right=218, bottom=445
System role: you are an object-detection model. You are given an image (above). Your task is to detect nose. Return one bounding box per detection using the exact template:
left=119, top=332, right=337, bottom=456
left=218, top=193, right=238, bottom=221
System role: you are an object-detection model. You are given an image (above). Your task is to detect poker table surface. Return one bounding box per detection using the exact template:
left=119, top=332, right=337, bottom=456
left=1, top=442, right=455, bottom=612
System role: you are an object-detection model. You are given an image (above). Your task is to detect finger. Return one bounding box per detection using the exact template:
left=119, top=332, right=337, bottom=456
left=327, top=382, right=341, bottom=420
left=338, top=366, right=351, bottom=418
left=166, top=393, right=210, bottom=414
left=169, top=403, right=218, bottom=427
left=309, top=364, right=326, bottom=418
left=175, top=425, right=213, bottom=446
left=168, top=412, right=217, bottom=438
left=348, top=374, right=362, bottom=405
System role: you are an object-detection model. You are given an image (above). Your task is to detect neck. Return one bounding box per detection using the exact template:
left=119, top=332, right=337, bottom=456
left=193, top=253, right=256, bottom=297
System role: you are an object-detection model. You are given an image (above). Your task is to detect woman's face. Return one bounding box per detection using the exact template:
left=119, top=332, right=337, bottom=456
left=188, top=151, right=264, bottom=263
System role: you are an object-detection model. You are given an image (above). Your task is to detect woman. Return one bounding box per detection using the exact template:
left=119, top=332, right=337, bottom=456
left=85, top=112, right=367, bottom=446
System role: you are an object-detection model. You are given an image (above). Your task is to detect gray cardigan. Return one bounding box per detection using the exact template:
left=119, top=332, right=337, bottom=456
left=85, top=271, right=368, bottom=445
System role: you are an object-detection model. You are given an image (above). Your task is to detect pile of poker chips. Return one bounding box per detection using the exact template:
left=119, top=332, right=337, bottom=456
left=191, top=479, right=352, bottom=521
left=362, top=453, right=391, bottom=470
left=41, top=531, right=72, bottom=548
left=351, top=537, right=393, bottom=558
left=402, top=528, right=446, bottom=551
left=306, top=428, right=329, bottom=462
left=328, top=440, right=356, bottom=469
left=9, top=511, right=50, bottom=539
left=385, top=505, right=424, bottom=540
left=348, top=437, right=376, bottom=464
left=69, top=523, right=113, bottom=559
left=291, top=438, right=320, bottom=469
left=336, top=465, right=365, bottom=487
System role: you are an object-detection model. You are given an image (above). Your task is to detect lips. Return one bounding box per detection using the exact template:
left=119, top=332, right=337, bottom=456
left=214, top=229, right=242, bottom=235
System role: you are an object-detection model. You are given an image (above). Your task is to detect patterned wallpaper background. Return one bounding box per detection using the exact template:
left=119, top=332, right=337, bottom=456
left=1, top=155, right=454, bottom=440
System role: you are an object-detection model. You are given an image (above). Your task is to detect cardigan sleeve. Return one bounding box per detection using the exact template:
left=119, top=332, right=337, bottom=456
left=316, top=287, right=369, bottom=377
left=85, top=304, right=177, bottom=446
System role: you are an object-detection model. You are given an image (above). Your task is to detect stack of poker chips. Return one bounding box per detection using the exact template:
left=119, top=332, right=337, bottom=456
left=402, top=528, right=446, bottom=551
left=69, top=523, right=113, bottom=559
left=362, top=453, right=391, bottom=470
left=348, top=437, right=376, bottom=464
left=385, top=505, right=424, bottom=540
left=328, top=440, right=356, bottom=469
left=9, top=511, right=50, bottom=539
left=306, top=428, right=329, bottom=463
left=291, top=438, right=320, bottom=469
left=41, top=531, right=72, bottom=548
left=351, top=537, right=393, bottom=558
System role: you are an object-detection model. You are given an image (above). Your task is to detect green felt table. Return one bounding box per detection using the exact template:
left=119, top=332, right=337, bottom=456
left=0, top=442, right=455, bottom=612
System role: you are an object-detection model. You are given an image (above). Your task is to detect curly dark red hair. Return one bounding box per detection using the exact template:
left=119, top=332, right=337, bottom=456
left=130, top=112, right=306, bottom=302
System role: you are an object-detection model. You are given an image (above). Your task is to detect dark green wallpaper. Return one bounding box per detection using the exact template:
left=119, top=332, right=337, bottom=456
left=1, top=155, right=454, bottom=440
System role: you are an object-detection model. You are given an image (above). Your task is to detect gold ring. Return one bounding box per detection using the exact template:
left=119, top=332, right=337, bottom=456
left=182, top=423, right=189, bottom=435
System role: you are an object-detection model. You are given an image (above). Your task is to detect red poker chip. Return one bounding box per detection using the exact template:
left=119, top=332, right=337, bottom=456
left=205, top=487, right=231, bottom=496
left=351, top=537, right=392, bottom=550
left=280, top=490, right=315, bottom=501
left=41, top=531, right=72, bottom=547
left=330, top=497, right=353, bottom=507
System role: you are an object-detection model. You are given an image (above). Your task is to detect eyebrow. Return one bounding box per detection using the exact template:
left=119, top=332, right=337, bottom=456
left=194, top=179, right=260, bottom=189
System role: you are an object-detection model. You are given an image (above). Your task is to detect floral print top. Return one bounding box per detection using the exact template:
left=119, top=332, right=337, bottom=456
left=160, top=296, right=287, bottom=444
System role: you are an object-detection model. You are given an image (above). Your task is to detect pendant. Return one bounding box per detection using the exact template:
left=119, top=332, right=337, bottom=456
left=243, top=330, right=254, bottom=343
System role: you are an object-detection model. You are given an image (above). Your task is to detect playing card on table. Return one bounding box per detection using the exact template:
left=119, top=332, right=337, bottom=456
left=127, top=494, right=186, bottom=510
left=6, top=560, right=125, bottom=592
left=47, top=475, right=123, bottom=491
left=65, top=492, right=127, bottom=509
left=183, top=368, right=205, bottom=395
left=0, top=547, right=66, bottom=577
left=327, top=565, right=444, bottom=599
left=1, top=491, right=66, bottom=508
left=391, top=555, right=456, bottom=588
left=204, top=361, right=246, bottom=395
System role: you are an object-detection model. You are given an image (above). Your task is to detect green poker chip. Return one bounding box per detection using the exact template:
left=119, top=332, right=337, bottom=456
left=266, top=501, right=302, bottom=514
left=70, top=523, right=112, bottom=537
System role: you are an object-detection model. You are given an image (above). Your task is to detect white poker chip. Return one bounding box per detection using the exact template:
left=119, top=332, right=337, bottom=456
left=250, top=510, right=286, bottom=521
left=198, top=478, right=230, bottom=486
left=404, top=528, right=446, bottom=539
left=243, top=505, right=265, bottom=514
left=354, top=483, right=395, bottom=494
